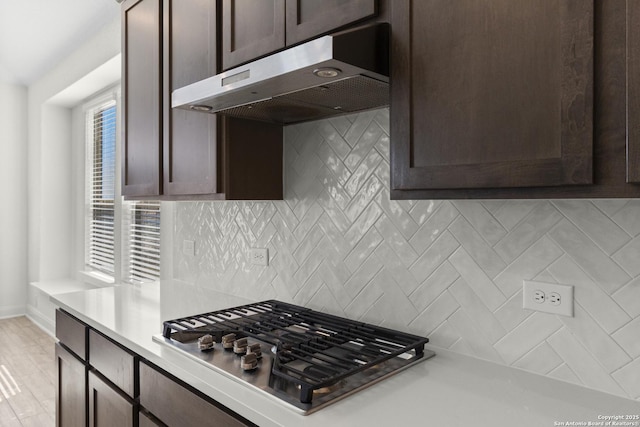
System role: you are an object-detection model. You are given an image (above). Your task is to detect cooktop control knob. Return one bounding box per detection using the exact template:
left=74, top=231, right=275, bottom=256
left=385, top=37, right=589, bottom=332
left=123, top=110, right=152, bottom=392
left=221, top=333, right=236, bottom=349
left=233, top=337, right=248, bottom=355
left=247, top=343, right=262, bottom=359
left=197, top=334, right=214, bottom=351
left=241, top=352, right=258, bottom=371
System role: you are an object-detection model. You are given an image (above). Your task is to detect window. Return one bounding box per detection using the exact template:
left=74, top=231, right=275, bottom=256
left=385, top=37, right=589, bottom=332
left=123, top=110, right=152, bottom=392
left=85, top=93, right=161, bottom=283
left=123, top=201, right=161, bottom=283
left=86, top=101, right=116, bottom=275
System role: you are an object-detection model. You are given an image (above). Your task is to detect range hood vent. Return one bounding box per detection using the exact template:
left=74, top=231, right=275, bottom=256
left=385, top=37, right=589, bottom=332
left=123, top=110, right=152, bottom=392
left=172, top=24, right=389, bottom=125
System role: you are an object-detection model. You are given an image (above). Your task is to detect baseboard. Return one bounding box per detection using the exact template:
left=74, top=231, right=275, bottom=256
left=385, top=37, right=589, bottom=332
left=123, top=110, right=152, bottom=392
left=0, top=305, right=26, bottom=320
left=26, top=305, right=56, bottom=337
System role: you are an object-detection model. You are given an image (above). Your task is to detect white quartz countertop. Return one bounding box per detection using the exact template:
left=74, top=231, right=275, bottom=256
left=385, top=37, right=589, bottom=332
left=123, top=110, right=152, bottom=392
left=51, top=282, right=640, bottom=427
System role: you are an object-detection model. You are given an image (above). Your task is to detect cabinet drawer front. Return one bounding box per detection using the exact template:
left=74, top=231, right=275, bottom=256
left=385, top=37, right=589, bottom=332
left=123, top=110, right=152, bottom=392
left=88, top=370, right=136, bottom=427
left=56, top=309, right=88, bottom=361
left=89, top=330, right=137, bottom=398
left=139, top=361, right=250, bottom=427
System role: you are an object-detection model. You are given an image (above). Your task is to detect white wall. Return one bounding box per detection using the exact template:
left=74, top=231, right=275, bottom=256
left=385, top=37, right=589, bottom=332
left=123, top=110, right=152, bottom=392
left=27, top=16, right=120, bottom=284
left=0, top=83, right=28, bottom=317
left=40, top=105, right=73, bottom=279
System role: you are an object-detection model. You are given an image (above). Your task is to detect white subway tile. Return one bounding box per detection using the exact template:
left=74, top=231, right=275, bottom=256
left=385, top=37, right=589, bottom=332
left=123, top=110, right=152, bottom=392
left=494, top=313, right=562, bottom=365
left=548, top=256, right=631, bottom=334
left=547, top=328, right=627, bottom=397
left=559, top=304, right=631, bottom=373
left=548, top=219, right=631, bottom=294
left=452, top=201, right=507, bottom=246
left=448, top=278, right=506, bottom=344
left=612, top=317, right=640, bottom=359
left=513, top=342, right=563, bottom=375
left=552, top=200, right=631, bottom=255
left=449, top=248, right=506, bottom=311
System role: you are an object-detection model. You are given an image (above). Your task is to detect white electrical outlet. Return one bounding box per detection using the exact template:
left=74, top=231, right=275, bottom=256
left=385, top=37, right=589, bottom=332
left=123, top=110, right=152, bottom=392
left=523, top=280, right=574, bottom=317
left=250, top=248, right=269, bottom=266
left=183, top=240, right=196, bottom=256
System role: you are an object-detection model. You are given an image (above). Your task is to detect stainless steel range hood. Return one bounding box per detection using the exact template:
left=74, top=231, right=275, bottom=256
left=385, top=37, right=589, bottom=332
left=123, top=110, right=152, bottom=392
left=172, top=24, right=389, bottom=125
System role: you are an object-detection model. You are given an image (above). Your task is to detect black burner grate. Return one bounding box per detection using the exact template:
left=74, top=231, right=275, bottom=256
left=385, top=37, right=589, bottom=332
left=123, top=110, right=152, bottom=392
left=162, top=300, right=429, bottom=404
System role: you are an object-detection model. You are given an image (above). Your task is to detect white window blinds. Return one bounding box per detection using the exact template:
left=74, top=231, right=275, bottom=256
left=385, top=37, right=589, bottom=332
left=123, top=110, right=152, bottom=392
left=123, top=200, right=161, bottom=283
left=86, top=101, right=116, bottom=275
left=84, top=92, right=161, bottom=284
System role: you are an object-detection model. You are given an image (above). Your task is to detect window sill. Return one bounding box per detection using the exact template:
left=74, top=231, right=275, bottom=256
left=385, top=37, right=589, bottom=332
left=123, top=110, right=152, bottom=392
left=30, top=279, right=99, bottom=296
left=78, top=270, right=116, bottom=288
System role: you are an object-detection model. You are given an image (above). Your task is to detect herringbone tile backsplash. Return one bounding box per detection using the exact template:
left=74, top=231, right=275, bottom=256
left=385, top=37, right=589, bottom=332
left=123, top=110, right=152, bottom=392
left=174, top=108, right=640, bottom=401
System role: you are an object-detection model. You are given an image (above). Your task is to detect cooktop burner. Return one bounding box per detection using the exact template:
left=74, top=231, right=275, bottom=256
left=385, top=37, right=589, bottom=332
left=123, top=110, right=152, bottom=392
left=154, top=300, right=434, bottom=414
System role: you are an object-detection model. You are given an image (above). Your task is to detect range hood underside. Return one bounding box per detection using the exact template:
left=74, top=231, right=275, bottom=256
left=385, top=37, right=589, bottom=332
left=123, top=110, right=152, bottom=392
left=217, top=76, right=389, bottom=124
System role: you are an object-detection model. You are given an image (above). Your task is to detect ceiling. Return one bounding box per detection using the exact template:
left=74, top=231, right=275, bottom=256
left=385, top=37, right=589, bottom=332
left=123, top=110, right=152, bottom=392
left=0, top=0, right=120, bottom=86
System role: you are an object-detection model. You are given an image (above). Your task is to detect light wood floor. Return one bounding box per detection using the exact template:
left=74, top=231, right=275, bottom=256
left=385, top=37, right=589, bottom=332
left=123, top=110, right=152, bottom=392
left=0, top=316, right=56, bottom=427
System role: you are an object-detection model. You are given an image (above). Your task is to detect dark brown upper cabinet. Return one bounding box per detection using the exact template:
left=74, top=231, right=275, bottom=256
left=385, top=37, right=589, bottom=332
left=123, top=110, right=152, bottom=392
left=222, top=0, right=377, bottom=70
left=285, top=0, right=377, bottom=46
left=391, top=0, right=640, bottom=199
left=122, top=0, right=162, bottom=197
left=628, top=0, right=640, bottom=183
left=391, top=0, right=594, bottom=195
left=222, top=0, right=285, bottom=71
left=163, top=0, right=219, bottom=197
left=122, top=0, right=283, bottom=200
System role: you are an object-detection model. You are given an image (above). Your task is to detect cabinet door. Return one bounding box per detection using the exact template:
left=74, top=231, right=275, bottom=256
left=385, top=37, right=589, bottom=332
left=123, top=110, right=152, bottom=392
left=628, top=0, right=640, bottom=183
left=122, top=0, right=162, bottom=197
left=286, top=0, right=377, bottom=46
left=56, top=343, right=87, bottom=427
left=88, top=371, right=135, bottom=427
left=222, top=0, right=285, bottom=70
left=163, top=0, right=220, bottom=196
left=391, top=0, right=594, bottom=193
left=139, top=411, right=162, bottom=427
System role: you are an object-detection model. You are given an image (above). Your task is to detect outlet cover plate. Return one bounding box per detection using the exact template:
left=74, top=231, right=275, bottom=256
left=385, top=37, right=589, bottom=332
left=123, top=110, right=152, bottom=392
left=183, top=240, right=196, bottom=257
left=523, top=280, right=574, bottom=317
left=250, top=248, right=269, bottom=266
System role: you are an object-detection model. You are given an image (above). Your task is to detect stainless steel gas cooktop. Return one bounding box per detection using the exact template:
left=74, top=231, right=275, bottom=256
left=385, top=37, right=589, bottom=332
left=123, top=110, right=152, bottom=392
left=153, top=300, right=434, bottom=415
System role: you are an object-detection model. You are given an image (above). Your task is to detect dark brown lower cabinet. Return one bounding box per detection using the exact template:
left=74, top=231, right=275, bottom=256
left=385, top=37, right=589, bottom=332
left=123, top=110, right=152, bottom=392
left=56, top=309, right=253, bottom=427
left=56, top=343, right=87, bottom=427
left=56, top=310, right=88, bottom=362
left=139, top=361, right=253, bottom=427
left=88, top=371, right=136, bottom=427
left=89, top=330, right=137, bottom=399
left=139, top=411, right=162, bottom=427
